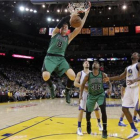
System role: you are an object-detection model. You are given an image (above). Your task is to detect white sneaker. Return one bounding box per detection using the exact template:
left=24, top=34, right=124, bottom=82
left=98, top=123, right=103, bottom=131
left=77, top=127, right=83, bottom=136
left=135, top=136, right=140, bottom=140
left=127, top=129, right=139, bottom=139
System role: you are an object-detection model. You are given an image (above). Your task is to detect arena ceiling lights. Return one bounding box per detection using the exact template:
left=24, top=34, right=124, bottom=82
left=19, top=6, right=37, bottom=13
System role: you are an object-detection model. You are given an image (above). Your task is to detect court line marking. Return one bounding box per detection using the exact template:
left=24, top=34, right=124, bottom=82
left=1, top=113, right=77, bottom=140
left=1, top=117, right=51, bottom=140
left=29, top=133, right=126, bottom=140
left=0, top=116, right=38, bottom=131
left=2, top=114, right=126, bottom=140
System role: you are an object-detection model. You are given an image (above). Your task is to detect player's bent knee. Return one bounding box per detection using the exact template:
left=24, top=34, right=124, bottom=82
left=69, top=74, right=75, bottom=81
left=42, top=71, right=50, bottom=81
left=66, top=69, right=76, bottom=81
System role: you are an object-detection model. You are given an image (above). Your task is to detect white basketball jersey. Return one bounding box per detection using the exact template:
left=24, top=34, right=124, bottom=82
left=126, top=63, right=139, bottom=87
left=80, top=70, right=90, bottom=87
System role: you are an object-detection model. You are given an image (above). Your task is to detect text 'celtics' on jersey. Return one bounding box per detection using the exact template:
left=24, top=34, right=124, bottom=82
left=47, top=33, right=68, bottom=56
left=88, top=71, right=104, bottom=95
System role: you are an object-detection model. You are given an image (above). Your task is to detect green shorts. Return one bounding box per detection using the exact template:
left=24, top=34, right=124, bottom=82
left=42, top=55, right=70, bottom=77
left=86, top=92, right=105, bottom=112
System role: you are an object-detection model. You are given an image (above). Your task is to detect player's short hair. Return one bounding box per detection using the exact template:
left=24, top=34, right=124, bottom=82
left=63, top=23, right=68, bottom=27
left=83, top=60, right=89, bottom=64
left=93, top=60, right=99, bottom=64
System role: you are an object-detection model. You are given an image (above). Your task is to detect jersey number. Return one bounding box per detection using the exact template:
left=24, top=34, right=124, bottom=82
left=92, top=84, right=101, bottom=90
left=57, top=40, right=63, bottom=48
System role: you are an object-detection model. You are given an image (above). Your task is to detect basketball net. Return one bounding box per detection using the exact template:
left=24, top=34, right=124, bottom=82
left=67, top=2, right=89, bottom=14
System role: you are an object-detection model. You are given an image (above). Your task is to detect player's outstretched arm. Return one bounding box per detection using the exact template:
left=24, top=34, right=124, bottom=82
left=121, top=86, right=125, bottom=98
left=80, top=74, right=89, bottom=99
left=104, top=68, right=127, bottom=82
left=74, top=72, right=81, bottom=88
left=68, top=2, right=91, bottom=44
left=103, top=73, right=112, bottom=94
left=127, top=63, right=140, bottom=85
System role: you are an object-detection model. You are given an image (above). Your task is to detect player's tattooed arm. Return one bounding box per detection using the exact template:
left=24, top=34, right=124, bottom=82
left=103, top=73, right=112, bottom=94
left=80, top=74, right=89, bottom=100
left=74, top=72, right=81, bottom=88
left=127, top=63, right=140, bottom=85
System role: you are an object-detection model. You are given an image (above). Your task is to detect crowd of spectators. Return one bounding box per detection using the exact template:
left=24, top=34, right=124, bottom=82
left=0, top=60, right=126, bottom=103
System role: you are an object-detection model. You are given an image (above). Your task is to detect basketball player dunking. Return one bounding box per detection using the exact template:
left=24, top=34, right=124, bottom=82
left=104, top=52, right=140, bottom=139
left=42, top=3, right=91, bottom=103
left=74, top=60, right=103, bottom=136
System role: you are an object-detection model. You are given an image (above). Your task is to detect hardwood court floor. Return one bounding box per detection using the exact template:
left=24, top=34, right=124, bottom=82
left=0, top=98, right=140, bottom=140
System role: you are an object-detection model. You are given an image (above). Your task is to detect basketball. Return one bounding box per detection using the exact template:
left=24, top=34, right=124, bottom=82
left=70, top=15, right=82, bottom=28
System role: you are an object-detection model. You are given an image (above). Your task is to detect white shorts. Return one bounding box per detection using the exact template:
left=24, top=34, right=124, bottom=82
left=79, top=91, right=99, bottom=111
left=122, top=86, right=139, bottom=110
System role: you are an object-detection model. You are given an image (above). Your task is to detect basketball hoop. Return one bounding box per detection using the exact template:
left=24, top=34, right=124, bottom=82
left=67, top=2, right=89, bottom=14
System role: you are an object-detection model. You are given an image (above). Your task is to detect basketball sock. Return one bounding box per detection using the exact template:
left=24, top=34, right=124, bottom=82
left=78, top=121, right=81, bottom=128
left=103, top=123, right=107, bottom=131
left=66, top=79, right=74, bottom=89
left=133, top=116, right=136, bottom=120
left=47, top=78, right=53, bottom=88
left=86, top=112, right=91, bottom=122
left=97, top=119, right=100, bottom=123
left=119, top=117, right=123, bottom=122
left=47, top=78, right=55, bottom=98
left=99, top=104, right=107, bottom=131
left=130, top=122, right=137, bottom=131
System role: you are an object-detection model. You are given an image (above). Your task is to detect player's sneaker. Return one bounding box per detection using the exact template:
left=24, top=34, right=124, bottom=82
left=118, top=121, right=127, bottom=127
left=87, top=122, right=91, bottom=134
left=98, top=123, right=103, bottom=131
left=127, top=129, right=139, bottom=139
left=134, top=118, right=139, bottom=123
left=50, top=86, right=55, bottom=99
left=102, top=130, right=107, bottom=139
left=64, top=89, right=70, bottom=103
left=77, top=127, right=83, bottom=136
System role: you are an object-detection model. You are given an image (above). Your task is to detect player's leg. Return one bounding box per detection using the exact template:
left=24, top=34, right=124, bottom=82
left=65, top=68, right=75, bottom=103
left=132, top=95, right=140, bottom=140
left=77, top=109, right=84, bottom=135
left=57, top=58, right=75, bottom=103
left=42, top=56, right=57, bottom=99
left=94, top=104, right=103, bottom=131
left=86, top=97, right=96, bottom=134
left=97, top=93, right=107, bottom=138
left=86, top=111, right=92, bottom=134
left=133, top=110, right=139, bottom=123
left=118, top=112, right=126, bottom=127
left=77, top=91, right=87, bottom=135
left=122, top=87, right=138, bottom=139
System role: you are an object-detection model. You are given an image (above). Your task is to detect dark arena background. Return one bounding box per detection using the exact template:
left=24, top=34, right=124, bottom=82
left=0, top=0, right=140, bottom=140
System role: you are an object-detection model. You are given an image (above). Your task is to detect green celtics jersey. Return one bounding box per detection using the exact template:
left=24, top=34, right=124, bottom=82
left=47, top=33, right=68, bottom=56
left=88, top=71, right=104, bottom=95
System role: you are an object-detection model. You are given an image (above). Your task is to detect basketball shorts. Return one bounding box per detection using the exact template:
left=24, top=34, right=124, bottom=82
left=42, top=55, right=70, bottom=77
left=79, top=91, right=99, bottom=111
left=86, top=92, right=106, bottom=112
left=122, top=86, right=140, bottom=110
